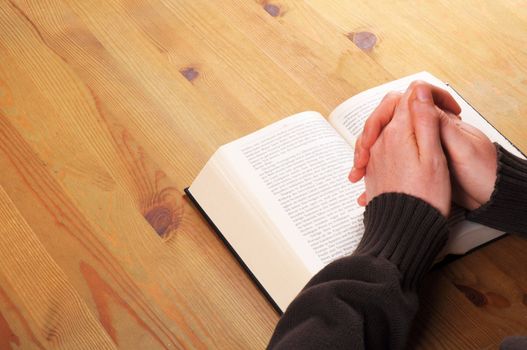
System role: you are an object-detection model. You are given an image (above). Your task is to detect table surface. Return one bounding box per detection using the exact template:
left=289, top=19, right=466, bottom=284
left=1, top=0, right=527, bottom=348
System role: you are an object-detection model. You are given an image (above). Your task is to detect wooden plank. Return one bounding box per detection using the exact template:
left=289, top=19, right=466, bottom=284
left=0, top=185, right=116, bottom=349
left=411, top=235, right=527, bottom=349
left=0, top=0, right=526, bottom=348
left=306, top=0, right=527, bottom=149
left=0, top=1, right=278, bottom=347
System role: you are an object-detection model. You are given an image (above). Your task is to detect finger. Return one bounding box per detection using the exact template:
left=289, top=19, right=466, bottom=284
left=355, top=144, right=370, bottom=169
left=429, top=85, right=462, bottom=115
left=349, top=166, right=365, bottom=183
left=408, top=80, right=462, bottom=115
left=409, top=83, right=444, bottom=154
left=452, top=180, right=480, bottom=209
left=357, top=192, right=367, bottom=206
left=455, top=120, right=488, bottom=140
left=358, top=87, right=450, bottom=167
left=352, top=134, right=368, bottom=183
left=440, top=116, right=484, bottom=158
left=436, top=106, right=461, bottom=120
left=391, top=85, right=414, bottom=128
left=350, top=144, right=362, bottom=183
left=354, top=133, right=362, bottom=157
left=353, top=133, right=363, bottom=168
left=392, top=81, right=461, bottom=129
left=361, top=92, right=402, bottom=149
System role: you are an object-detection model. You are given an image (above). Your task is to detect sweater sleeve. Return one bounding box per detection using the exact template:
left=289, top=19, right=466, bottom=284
left=267, top=193, right=448, bottom=350
left=467, top=144, right=527, bottom=236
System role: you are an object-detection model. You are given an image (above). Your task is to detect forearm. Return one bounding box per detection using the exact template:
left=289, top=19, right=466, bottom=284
left=468, top=144, right=527, bottom=236
left=268, top=193, right=448, bottom=350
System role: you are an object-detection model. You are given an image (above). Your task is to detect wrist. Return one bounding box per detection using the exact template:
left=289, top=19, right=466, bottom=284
left=473, top=143, right=498, bottom=209
left=467, top=144, right=527, bottom=233
left=355, top=193, right=449, bottom=290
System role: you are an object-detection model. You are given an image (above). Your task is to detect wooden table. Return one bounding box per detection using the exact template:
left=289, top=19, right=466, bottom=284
left=1, top=0, right=526, bottom=348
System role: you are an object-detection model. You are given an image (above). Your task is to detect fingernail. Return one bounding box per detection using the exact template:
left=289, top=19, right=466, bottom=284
left=416, top=86, right=430, bottom=102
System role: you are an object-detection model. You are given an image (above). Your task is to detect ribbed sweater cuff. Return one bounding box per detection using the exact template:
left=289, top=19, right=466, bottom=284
left=354, top=193, right=448, bottom=290
left=467, top=144, right=527, bottom=233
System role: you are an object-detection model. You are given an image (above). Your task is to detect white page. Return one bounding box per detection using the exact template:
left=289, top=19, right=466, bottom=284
left=220, top=112, right=365, bottom=268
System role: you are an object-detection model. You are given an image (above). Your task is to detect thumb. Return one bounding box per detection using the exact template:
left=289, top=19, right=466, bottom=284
left=410, top=85, right=443, bottom=155
left=440, top=115, right=468, bottom=156
left=440, top=113, right=479, bottom=159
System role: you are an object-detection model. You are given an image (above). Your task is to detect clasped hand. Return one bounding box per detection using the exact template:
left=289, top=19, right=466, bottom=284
left=349, top=81, right=498, bottom=217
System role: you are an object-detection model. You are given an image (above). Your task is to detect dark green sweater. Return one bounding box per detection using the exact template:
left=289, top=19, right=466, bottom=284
left=268, top=145, right=527, bottom=349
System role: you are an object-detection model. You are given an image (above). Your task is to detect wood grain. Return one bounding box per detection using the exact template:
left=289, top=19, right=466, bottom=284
left=0, top=0, right=526, bottom=349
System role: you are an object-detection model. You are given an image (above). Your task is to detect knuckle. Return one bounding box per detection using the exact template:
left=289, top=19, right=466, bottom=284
left=427, top=154, right=448, bottom=172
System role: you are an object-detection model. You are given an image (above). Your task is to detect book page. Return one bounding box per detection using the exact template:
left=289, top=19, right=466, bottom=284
left=221, top=112, right=365, bottom=268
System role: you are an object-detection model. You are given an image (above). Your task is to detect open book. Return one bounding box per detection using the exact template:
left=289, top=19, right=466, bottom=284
left=186, top=72, right=524, bottom=313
